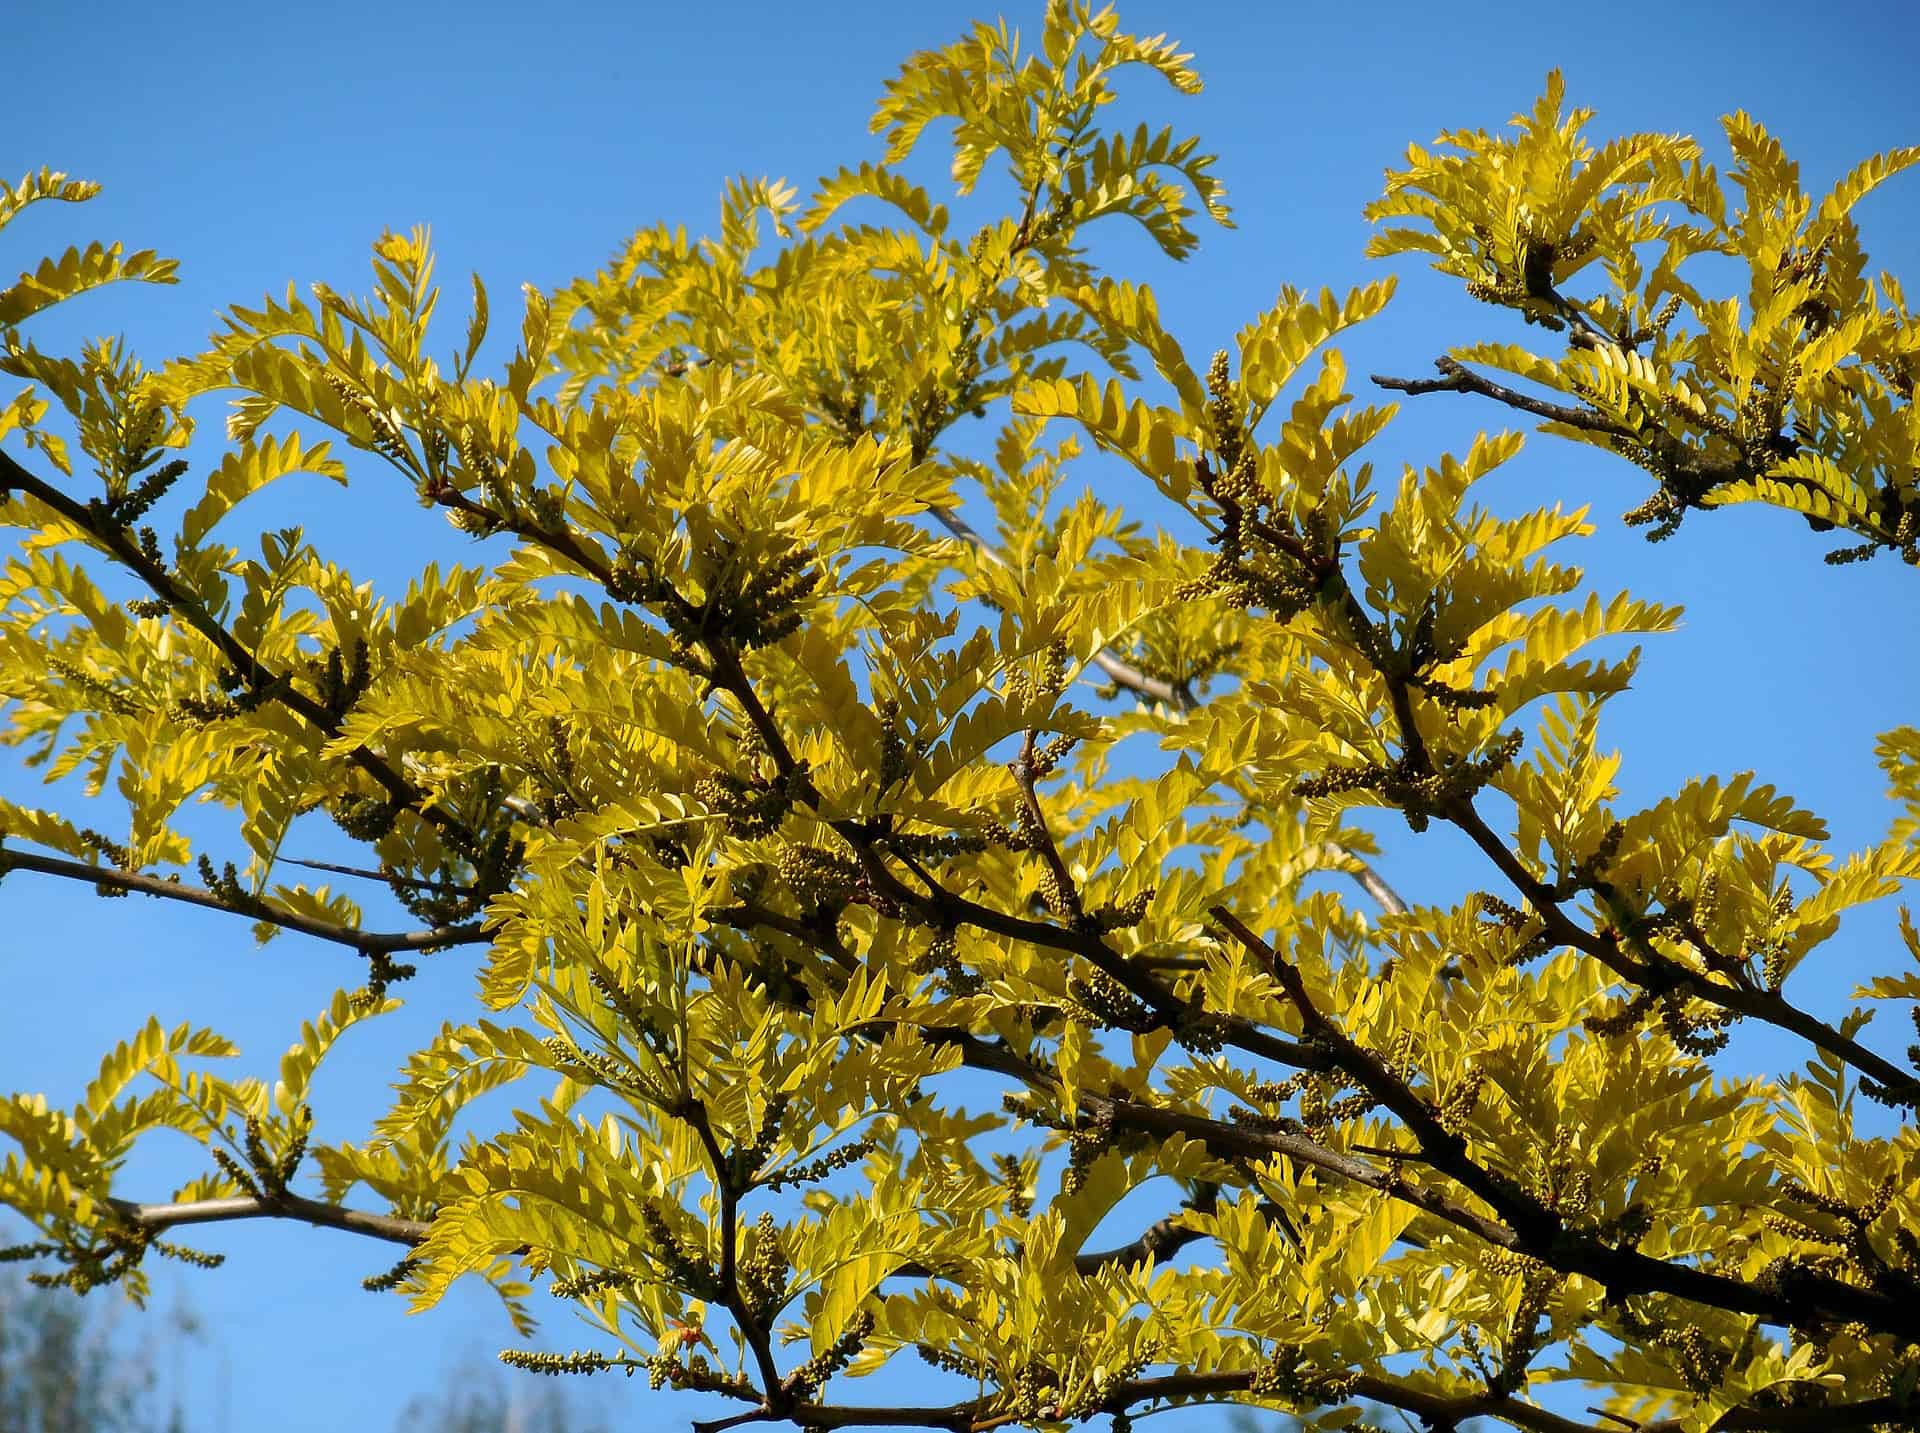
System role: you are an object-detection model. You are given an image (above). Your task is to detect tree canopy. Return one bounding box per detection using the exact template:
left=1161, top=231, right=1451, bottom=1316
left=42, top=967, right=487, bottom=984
left=3, top=4, right=1920, bottom=1431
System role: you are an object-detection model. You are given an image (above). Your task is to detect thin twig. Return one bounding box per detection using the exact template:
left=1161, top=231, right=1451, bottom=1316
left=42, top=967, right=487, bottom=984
left=1372, top=356, right=1622, bottom=435
left=0, top=847, right=492, bottom=955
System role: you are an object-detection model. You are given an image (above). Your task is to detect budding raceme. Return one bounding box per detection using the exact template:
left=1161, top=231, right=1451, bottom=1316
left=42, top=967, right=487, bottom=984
left=498, top=1348, right=617, bottom=1377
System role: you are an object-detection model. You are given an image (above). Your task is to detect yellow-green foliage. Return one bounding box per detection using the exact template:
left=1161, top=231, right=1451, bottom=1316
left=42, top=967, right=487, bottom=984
left=3, top=6, right=1920, bottom=1431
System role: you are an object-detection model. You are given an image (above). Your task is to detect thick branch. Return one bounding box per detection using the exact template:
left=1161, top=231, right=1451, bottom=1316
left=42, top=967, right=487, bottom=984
left=774, top=1363, right=1915, bottom=1433
left=1205, top=904, right=1920, bottom=1338
left=684, top=1097, right=789, bottom=1415
left=104, top=1192, right=427, bottom=1247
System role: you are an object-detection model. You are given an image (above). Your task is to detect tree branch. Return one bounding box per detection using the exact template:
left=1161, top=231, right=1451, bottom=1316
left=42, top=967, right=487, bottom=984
left=0, top=846, right=492, bottom=955
left=104, top=1191, right=428, bottom=1247
left=1444, top=798, right=1920, bottom=1106
left=1372, top=356, right=1624, bottom=436
left=775, top=1360, right=1917, bottom=1433
left=0, top=448, right=448, bottom=825
left=1203, top=904, right=1920, bottom=1339
left=930, top=499, right=1410, bottom=919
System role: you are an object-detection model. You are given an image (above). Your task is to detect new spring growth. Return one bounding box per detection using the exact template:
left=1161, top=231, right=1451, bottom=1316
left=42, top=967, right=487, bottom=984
left=1294, top=730, right=1526, bottom=833
left=498, top=1349, right=618, bottom=1377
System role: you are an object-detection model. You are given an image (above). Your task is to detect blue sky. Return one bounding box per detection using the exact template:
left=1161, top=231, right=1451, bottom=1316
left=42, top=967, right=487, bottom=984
left=7, top=1, right=1920, bottom=1429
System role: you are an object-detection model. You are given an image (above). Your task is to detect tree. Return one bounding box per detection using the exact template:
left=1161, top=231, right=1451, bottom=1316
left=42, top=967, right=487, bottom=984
left=1, top=3, right=1917, bottom=1430
left=396, top=1350, right=610, bottom=1433
left=0, top=1274, right=173, bottom=1432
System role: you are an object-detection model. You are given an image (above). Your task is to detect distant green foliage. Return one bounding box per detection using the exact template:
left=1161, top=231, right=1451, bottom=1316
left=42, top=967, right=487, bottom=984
left=397, top=1353, right=608, bottom=1433
left=0, top=1278, right=162, bottom=1433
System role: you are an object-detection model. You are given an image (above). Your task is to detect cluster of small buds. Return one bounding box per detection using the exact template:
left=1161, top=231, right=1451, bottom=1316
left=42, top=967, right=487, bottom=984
left=1555, top=822, right=1625, bottom=896
left=1825, top=493, right=1920, bottom=567
left=737, top=1212, right=792, bottom=1322
left=1409, top=672, right=1500, bottom=711
left=877, top=698, right=921, bottom=789
left=994, top=1153, right=1034, bottom=1219
left=330, top=791, right=402, bottom=842
left=1246, top=1344, right=1357, bottom=1404
left=733, top=1093, right=792, bottom=1183
left=1092, top=887, right=1154, bottom=932
left=1621, top=293, right=1685, bottom=350
left=1296, top=1078, right=1333, bottom=1139
left=75, top=825, right=132, bottom=869
left=456, top=423, right=498, bottom=486
left=1205, top=350, right=1244, bottom=471
left=696, top=763, right=808, bottom=837
left=210, top=1145, right=261, bottom=1198
left=498, top=1348, right=616, bottom=1377
left=311, top=640, right=372, bottom=721
left=776, top=843, right=862, bottom=911
left=142, top=1237, right=223, bottom=1271
left=46, top=655, right=145, bottom=717
left=883, top=825, right=1005, bottom=865
left=1062, top=1109, right=1121, bottom=1195
left=1596, top=1202, right=1654, bottom=1251
left=1324, top=1091, right=1379, bottom=1123
left=1069, top=1343, right=1158, bottom=1421
left=763, top=1133, right=881, bottom=1193
left=353, top=951, right=417, bottom=1008
left=911, top=927, right=983, bottom=996
left=603, top=544, right=682, bottom=613
left=421, top=421, right=450, bottom=476
left=1035, top=866, right=1075, bottom=921
left=362, top=1255, right=421, bottom=1293
left=1656, top=990, right=1734, bottom=1056
left=639, top=1203, right=724, bottom=1302
left=1294, top=731, right=1525, bottom=833
left=1173, top=1009, right=1227, bottom=1057
left=1008, top=1358, right=1067, bottom=1425
left=1246, top=1073, right=1313, bottom=1107
left=243, top=1106, right=310, bottom=1200
left=1027, top=732, right=1078, bottom=780
left=1498, top=1269, right=1560, bottom=1392
left=197, top=855, right=270, bottom=918
left=1474, top=893, right=1553, bottom=967
left=548, top=1266, right=635, bottom=1300
left=1067, top=969, right=1158, bottom=1034
left=503, top=713, right=580, bottom=823
left=1005, top=642, right=1074, bottom=707
left=321, top=370, right=413, bottom=465
left=785, top=1309, right=874, bottom=1398
left=1583, top=986, right=1656, bottom=1040
left=1778, top=238, right=1838, bottom=338
left=26, top=1233, right=147, bottom=1294
left=542, top=1036, right=636, bottom=1093
left=1655, top=1321, right=1734, bottom=1397
left=1437, top=1069, right=1485, bottom=1134
left=1617, top=472, right=1695, bottom=542
left=95, top=456, right=188, bottom=528
left=914, top=1342, right=978, bottom=1376
left=1539, top=1129, right=1593, bottom=1218
left=1773, top=1177, right=1916, bottom=1291
left=172, top=662, right=294, bottom=723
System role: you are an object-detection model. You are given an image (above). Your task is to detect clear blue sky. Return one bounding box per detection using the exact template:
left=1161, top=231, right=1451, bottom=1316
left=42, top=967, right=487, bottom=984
left=7, top=1, right=1920, bottom=1429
